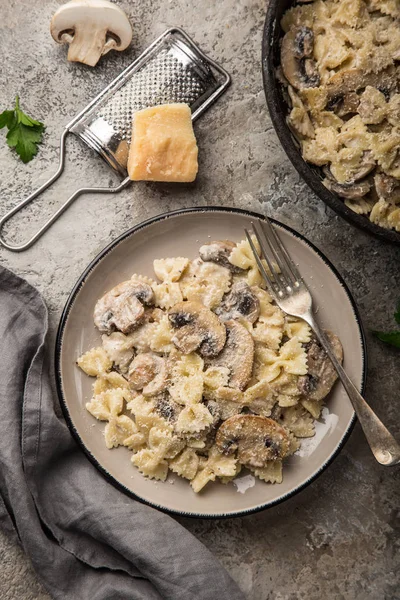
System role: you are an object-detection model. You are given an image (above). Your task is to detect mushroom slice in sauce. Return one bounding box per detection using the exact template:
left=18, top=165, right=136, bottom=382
left=94, top=280, right=154, bottom=334
left=297, top=331, right=343, bottom=402
left=216, top=281, right=260, bottom=323
left=326, top=92, right=360, bottom=117
left=199, top=240, right=244, bottom=273
left=216, top=414, right=290, bottom=468
left=128, top=352, right=168, bottom=396
left=281, top=26, right=320, bottom=90
left=208, top=320, right=254, bottom=390
left=154, top=392, right=181, bottom=423
left=326, top=66, right=399, bottom=103
left=168, top=301, right=226, bottom=358
left=323, top=160, right=373, bottom=200
left=375, top=172, right=400, bottom=203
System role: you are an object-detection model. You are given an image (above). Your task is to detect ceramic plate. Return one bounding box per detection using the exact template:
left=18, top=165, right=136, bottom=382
left=56, top=207, right=366, bottom=518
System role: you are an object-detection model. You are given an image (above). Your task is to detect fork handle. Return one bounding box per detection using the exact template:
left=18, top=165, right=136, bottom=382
left=304, top=312, right=400, bottom=467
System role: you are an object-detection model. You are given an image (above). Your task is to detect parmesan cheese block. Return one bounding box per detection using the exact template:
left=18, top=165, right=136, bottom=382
left=128, top=104, right=198, bottom=182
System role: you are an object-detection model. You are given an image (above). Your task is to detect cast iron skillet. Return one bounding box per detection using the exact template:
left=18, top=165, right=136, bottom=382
left=262, top=0, right=400, bottom=245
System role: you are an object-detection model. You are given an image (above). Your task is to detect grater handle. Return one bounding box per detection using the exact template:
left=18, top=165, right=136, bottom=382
left=0, top=130, right=131, bottom=252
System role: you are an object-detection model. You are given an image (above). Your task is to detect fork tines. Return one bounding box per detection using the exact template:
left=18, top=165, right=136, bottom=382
left=245, top=218, right=304, bottom=298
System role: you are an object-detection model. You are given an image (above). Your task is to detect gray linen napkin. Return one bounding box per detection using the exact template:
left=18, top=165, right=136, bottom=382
left=0, top=265, right=245, bottom=600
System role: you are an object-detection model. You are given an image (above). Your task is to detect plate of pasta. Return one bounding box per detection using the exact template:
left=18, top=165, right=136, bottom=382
left=56, top=207, right=366, bottom=517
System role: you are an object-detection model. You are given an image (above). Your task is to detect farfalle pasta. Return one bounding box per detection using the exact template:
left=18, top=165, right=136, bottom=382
left=279, top=0, right=400, bottom=231
left=77, top=237, right=343, bottom=491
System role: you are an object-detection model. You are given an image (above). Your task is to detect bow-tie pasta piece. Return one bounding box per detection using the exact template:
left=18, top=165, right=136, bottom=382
left=153, top=257, right=189, bottom=282
left=175, top=404, right=214, bottom=434
left=77, top=347, right=112, bottom=376
left=284, top=316, right=312, bottom=344
left=278, top=405, right=315, bottom=438
left=105, top=415, right=139, bottom=449
left=148, top=427, right=185, bottom=461
left=190, top=446, right=238, bottom=493
left=180, top=258, right=232, bottom=309
left=152, top=281, right=183, bottom=310
left=93, top=371, right=130, bottom=396
left=149, top=315, right=175, bottom=353
left=251, top=461, right=283, bottom=484
left=86, top=388, right=127, bottom=421
left=131, top=448, right=169, bottom=481
left=169, top=448, right=200, bottom=480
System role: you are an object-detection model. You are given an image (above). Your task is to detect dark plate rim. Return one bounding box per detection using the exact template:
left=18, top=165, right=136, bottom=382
left=55, top=206, right=367, bottom=519
left=261, top=2, right=400, bottom=246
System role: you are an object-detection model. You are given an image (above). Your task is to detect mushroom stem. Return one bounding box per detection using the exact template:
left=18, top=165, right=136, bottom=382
left=66, top=26, right=107, bottom=66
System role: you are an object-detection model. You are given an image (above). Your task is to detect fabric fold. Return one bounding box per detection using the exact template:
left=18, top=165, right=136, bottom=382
left=0, top=265, right=245, bottom=600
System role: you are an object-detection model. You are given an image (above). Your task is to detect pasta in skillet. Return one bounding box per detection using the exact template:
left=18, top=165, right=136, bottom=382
left=279, top=0, right=400, bottom=231
left=78, top=236, right=343, bottom=492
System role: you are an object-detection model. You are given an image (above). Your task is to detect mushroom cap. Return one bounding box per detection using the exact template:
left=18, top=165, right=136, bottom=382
left=323, top=154, right=375, bottom=199
left=128, top=352, right=168, bottom=396
left=323, top=173, right=371, bottom=199
left=94, top=279, right=154, bottom=334
left=281, top=26, right=320, bottom=90
left=216, top=281, right=260, bottom=323
left=216, top=414, right=290, bottom=468
left=50, top=0, right=132, bottom=66
left=326, top=66, right=400, bottom=102
left=168, top=301, right=226, bottom=358
left=199, top=240, right=244, bottom=274
left=208, top=319, right=254, bottom=390
left=51, top=0, right=132, bottom=46
left=298, top=331, right=343, bottom=402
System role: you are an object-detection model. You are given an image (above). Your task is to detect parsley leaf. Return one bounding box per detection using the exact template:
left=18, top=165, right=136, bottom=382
left=0, top=95, right=44, bottom=163
left=0, top=110, right=16, bottom=129
left=373, top=331, right=400, bottom=349
left=373, top=300, right=400, bottom=348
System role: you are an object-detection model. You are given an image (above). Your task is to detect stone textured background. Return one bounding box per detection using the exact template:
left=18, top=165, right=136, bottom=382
left=0, top=1, right=399, bottom=599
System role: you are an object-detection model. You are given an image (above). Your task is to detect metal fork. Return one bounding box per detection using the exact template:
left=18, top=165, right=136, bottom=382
left=245, top=218, right=400, bottom=467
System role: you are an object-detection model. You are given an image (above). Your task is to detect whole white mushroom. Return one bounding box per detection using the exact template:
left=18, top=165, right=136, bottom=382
left=50, top=0, right=132, bottom=67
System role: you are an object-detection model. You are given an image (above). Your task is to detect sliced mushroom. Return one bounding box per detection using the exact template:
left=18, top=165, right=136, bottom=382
left=208, top=320, right=254, bottom=390
left=323, top=159, right=373, bottom=200
left=326, top=66, right=399, bottom=103
left=50, top=0, right=132, bottom=67
left=326, top=92, right=359, bottom=117
left=281, top=27, right=320, bottom=90
left=324, top=177, right=371, bottom=199
left=216, top=414, right=290, bottom=468
left=168, top=301, right=226, bottom=358
left=216, top=281, right=260, bottom=324
left=293, top=26, right=314, bottom=59
left=297, top=331, right=343, bottom=402
left=94, top=280, right=154, bottom=334
left=128, top=352, right=168, bottom=396
left=199, top=240, right=244, bottom=274
left=375, top=172, right=400, bottom=203
left=154, top=392, right=181, bottom=423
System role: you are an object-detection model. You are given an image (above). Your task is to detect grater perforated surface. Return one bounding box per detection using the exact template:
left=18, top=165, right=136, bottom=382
left=98, top=49, right=206, bottom=141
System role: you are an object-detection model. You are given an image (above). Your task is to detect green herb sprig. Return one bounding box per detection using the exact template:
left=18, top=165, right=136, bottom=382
left=373, top=301, right=400, bottom=348
left=0, top=95, right=44, bottom=163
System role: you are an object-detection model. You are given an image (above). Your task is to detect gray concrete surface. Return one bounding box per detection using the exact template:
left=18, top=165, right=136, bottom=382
left=0, top=0, right=399, bottom=598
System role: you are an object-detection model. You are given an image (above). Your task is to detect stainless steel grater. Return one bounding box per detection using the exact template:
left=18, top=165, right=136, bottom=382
left=0, top=28, right=230, bottom=251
